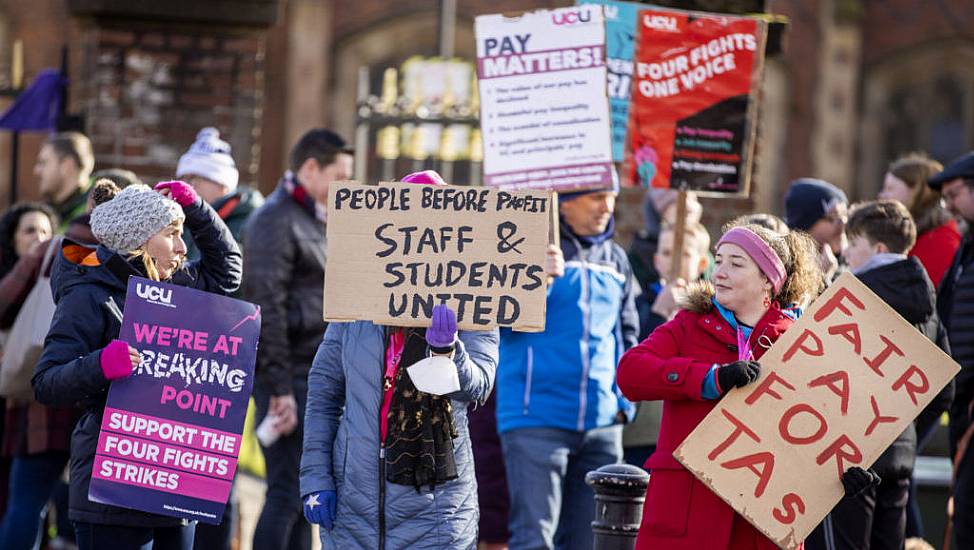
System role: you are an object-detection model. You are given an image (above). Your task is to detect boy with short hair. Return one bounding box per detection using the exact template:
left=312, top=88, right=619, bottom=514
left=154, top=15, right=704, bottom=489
left=636, top=221, right=710, bottom=341
left=811, top=200, right=951, bottom=550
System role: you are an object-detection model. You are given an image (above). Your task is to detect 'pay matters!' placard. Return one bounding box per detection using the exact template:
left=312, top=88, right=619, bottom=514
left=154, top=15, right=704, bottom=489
left=476, top=6, right=614, bottom=192
left=324, top=181, right=552, bottom=332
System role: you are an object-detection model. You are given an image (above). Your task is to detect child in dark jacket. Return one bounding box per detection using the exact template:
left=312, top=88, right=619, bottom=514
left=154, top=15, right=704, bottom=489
left=808, top=200, right=953, bottom=550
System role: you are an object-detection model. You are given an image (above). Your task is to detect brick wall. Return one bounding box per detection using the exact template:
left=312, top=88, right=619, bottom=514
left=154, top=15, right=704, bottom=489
left=80, top=23, right=265, bottom=186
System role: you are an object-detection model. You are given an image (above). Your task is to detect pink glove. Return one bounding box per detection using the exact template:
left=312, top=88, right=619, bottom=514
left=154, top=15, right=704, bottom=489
left=101, top=340, right=135, bottom=381
left=154, top=180, right=199, bottom=207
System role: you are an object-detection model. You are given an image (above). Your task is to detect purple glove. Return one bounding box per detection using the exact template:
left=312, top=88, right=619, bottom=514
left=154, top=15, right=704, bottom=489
left=426, top=304, right=457, bottom=349
left=154, top=180, right=199, bottom=207
left=101, top=340, right=135, bottom=381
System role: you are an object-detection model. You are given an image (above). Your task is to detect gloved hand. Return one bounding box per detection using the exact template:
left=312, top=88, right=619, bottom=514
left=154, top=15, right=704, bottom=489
left=716, top=360, right=761, bottom=392
left=841, top=467, right=881, bottom=497
left=101, top=340, right=139, bottom=381
left=154, top=180, right=199, bottom=207
left=303, top=490, right=337, bottom=529
left=426, top=304, right=457, bottom=350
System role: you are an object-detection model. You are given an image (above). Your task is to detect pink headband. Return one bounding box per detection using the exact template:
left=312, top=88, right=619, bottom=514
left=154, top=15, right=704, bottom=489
left=716, top=227, right=787, bottom=294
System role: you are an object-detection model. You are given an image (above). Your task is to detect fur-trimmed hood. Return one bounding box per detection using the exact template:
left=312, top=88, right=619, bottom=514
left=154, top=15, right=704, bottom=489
left=678, top=280, right=716, bottom=314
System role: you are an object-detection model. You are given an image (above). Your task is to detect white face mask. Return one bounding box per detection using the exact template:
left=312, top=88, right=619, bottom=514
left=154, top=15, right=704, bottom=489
left=406, top=356, right=460, bottom=396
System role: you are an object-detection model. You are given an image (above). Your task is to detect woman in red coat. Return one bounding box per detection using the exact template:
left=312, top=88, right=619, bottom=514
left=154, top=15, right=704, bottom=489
left=617, top=224, right=825, bottom=549
left=878, top=152, right=960, bottom=288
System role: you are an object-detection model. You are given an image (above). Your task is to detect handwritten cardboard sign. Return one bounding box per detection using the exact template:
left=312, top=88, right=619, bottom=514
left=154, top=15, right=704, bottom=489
left=675, top=273, right=958, bottom=549
left=323, top=181, right=551, bottom=331
left=475, top=6, right=615, bottom=191
left=90, top=277, right=260, bottom=524
left=628, top=7, right=765, bottom=194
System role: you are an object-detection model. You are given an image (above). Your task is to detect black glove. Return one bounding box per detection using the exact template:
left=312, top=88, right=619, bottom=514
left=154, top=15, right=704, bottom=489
left=841, top=467, right=881, bottom=497
left=716, top=361, right=761, bottom=392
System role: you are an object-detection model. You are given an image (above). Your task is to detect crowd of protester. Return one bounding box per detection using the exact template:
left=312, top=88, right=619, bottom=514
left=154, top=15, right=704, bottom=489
left=0, top=126, right=972, bottom=550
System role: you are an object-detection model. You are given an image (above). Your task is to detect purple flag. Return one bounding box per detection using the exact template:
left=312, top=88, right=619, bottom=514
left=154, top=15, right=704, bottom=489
left=0, top=69, right=64, bottom=131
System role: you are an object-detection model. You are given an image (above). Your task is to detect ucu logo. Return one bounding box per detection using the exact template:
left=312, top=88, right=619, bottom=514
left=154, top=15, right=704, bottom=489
left=552, top=10, right=591, bottom=25
left=136, top=283, right=172, bottom=305
left=644, top=14, right=678, bottom=32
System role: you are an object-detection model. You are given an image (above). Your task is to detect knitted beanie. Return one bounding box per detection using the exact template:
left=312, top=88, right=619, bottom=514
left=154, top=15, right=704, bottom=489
left=90, top=184, right=185, bottom=253
left=176, top=127, right=239, bottom=192
left=783, top=178, right=848, bottom=231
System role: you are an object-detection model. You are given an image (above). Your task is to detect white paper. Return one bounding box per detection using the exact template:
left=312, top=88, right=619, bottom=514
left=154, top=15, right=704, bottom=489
left=406, top=355, right=461, bottom=396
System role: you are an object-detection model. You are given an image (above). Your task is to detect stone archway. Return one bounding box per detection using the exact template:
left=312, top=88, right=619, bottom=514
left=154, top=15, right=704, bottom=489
left=858, top=41, right=974, bottom=198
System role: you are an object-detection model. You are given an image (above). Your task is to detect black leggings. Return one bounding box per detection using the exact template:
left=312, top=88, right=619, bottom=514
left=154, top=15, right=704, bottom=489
left=74, top=521, right=195, bottom=550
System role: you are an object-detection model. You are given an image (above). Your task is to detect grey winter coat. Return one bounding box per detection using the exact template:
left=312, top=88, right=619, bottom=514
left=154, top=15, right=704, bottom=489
left=299, top=321, right=498, bottom=550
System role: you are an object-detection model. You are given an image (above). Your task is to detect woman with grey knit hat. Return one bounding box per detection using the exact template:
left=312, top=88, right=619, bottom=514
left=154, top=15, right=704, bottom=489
left=31, top=180, right=242, bottom=550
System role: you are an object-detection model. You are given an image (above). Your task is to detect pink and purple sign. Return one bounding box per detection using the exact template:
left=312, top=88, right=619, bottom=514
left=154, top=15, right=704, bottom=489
left=89, top=277, right=260, bottom=524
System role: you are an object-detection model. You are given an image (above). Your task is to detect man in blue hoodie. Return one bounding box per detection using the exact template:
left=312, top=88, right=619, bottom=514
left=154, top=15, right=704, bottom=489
left=497, top=180, right=638, bottom=550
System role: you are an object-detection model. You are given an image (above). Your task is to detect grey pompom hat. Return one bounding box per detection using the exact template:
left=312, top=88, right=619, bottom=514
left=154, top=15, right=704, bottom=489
left=90, top=184, right=185, bottom=253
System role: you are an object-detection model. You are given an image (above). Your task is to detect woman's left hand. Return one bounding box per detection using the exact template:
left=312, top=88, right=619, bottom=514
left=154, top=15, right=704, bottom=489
left=426, top=304, right=458, bottom=350
left=841, top=466, right=881, bottom=497
left=154, top=180, right=199, bottom=207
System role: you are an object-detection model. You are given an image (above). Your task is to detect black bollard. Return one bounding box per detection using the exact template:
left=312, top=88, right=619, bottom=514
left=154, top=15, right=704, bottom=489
left=585, top=463, right=650, bottom=550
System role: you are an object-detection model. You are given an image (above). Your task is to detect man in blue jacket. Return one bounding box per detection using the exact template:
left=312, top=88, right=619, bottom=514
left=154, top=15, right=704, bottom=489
left=497, top=180, right=638, bottom=550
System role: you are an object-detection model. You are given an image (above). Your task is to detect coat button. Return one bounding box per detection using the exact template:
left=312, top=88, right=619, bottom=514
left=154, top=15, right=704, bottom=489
left=716, top=325, right=722, bottom=330
left=667, top=372, right=679, bottom=383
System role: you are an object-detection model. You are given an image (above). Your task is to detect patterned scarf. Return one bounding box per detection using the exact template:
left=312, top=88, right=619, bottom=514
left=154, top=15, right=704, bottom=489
left=280, top=170, right=327, bottom=222
left=384, top=328, right=459, bottom=491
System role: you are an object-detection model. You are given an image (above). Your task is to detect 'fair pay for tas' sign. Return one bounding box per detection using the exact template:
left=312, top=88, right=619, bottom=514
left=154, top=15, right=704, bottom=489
left=323, top=181, right=551, bottom=332
left=675, top=273, right=958, bottom=549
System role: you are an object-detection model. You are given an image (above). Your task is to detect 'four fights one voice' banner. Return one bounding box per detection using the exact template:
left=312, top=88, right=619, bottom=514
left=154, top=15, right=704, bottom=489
left=476, top=5, right=614, bottom=192
left=628, top=8, right=765, bottom=195
left=90, top=277, right=260, bottom=524
left=323, top=181, right=551, bottom=332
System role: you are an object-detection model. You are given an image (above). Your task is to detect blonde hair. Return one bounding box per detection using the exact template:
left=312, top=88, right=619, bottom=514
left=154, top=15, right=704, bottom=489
left=125, top=220, right=184, bottom=282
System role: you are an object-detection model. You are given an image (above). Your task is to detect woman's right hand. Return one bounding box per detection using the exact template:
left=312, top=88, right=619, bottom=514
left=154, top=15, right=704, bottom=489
left=100, top=339, right=140, bottom=381
left=717, top=360, right=761, bottom=392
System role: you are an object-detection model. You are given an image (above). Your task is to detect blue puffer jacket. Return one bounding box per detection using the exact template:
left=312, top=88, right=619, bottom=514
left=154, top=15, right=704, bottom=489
left=300, top=321, right=498, bottom=550
left=497, top=222, right=639, bottom=434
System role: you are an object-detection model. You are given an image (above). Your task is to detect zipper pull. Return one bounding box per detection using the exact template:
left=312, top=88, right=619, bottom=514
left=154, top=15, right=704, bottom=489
left=379, top=445, right=385, bottom=459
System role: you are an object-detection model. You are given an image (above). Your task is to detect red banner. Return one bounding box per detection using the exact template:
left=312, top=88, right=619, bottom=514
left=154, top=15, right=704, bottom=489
left=627, top=9, right=765, bottom=195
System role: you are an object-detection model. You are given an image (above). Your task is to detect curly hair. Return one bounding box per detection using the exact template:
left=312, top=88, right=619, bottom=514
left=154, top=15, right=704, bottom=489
left=0, top=202, right=59, bottom=278
left=731, top=223, right=825, bottom=307
left=723, top=213, right=789, bottom=236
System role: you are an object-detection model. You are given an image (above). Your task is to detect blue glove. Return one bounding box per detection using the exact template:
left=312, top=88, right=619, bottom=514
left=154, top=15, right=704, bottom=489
left=426, top=304, right=458, bottom=349
left=303, top=490, right=336, bottom=529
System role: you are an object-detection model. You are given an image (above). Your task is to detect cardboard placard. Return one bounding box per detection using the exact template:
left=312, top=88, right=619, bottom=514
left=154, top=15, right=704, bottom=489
left=90, top=278, right=260, bottom=524
left=323, top=181, right=551, bottom=331
left=627, top=7, right=766, bottom=194
left=674, top=273, right=958, bottom=549
left=475, top=6, right=614, bottom=191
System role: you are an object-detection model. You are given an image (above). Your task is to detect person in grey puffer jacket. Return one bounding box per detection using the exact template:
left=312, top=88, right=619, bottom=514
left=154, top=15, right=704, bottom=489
left=299, top=171, right=498, bottom=550
left=300, top=314, right=498, bottom=550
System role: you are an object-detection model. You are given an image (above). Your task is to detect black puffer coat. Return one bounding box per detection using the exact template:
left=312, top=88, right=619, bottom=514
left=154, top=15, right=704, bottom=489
left=32, top=197, right=241, bottom=526
left=858, top=257, right=953, bottom=479
left=242, top=183, right=327, bottom=396
left=940, top=232, right=974, bottom=452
